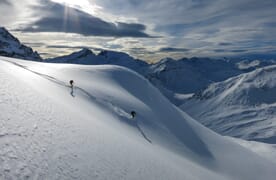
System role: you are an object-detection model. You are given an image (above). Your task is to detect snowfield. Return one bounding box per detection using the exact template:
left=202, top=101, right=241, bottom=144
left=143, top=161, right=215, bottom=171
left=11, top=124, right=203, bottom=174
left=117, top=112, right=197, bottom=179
left=1, top=56, right=276, bottom=180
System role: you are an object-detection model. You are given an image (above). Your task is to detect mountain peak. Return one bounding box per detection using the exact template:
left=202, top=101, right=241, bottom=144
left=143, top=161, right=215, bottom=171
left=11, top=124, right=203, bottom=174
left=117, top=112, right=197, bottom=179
left=46, top=48, right=96, bottom=64
left=0, top=27, right=20, bottom=45
left=79, top=47, right=93, bottom=53
left=0, top=27, right=42, bottom=61
left=74, top=48, right=94, bottom=58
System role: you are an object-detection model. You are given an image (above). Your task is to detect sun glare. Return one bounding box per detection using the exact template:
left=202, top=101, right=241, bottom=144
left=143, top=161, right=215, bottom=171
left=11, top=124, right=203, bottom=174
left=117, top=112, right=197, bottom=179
left=50, top=0, right=101, bottom=15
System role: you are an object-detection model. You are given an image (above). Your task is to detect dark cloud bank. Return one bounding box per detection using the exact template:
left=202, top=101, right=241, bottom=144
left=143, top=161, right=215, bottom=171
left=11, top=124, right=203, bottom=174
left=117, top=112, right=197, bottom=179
left=18, top=0, right=151, bottom=38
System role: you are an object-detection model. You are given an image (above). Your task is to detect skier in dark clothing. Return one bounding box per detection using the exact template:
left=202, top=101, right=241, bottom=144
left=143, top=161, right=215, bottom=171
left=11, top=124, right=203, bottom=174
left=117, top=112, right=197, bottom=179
left=131, top=111, right=136, bottom=119
left=69, top=80, right=75, bottom=97
left=69, top=80, right=74, bottom=88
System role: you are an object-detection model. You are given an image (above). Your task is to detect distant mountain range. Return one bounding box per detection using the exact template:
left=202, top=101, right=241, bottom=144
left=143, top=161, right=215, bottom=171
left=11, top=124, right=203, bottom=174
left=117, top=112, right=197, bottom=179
left=46, top=48, right=148, bottom=74
left=45, top=47, right=276, bottom=103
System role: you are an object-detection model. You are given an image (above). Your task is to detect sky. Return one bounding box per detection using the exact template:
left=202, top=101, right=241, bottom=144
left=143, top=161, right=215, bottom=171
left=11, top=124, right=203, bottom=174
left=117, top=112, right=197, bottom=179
left=1, top=0, right=276, bottom=62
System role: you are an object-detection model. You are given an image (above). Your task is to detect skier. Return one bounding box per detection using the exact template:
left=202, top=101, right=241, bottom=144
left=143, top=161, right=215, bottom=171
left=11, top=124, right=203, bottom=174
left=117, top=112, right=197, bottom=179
left=69, top=80, right=75, bottom=97
left=69, top=80, right=74, bottom=88
left=131, top=111, right=136, bottom=119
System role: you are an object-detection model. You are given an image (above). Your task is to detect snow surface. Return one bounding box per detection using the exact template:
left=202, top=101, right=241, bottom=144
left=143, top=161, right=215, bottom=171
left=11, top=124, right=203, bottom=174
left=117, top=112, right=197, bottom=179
left=228, top=137, right=276, bottom=161
left=181, top=65, right=276, bottom=143
left=1, top=56, right=276, bottom=179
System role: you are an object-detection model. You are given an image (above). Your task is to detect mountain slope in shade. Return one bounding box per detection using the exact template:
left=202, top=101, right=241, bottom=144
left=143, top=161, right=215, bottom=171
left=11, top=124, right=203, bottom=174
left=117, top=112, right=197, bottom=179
left=181, top=65, right=276, bottom=143
left=1, top=56, right=276, bottom=179
left=98, top=50, right=148, bottom=70
left=147, top=57, right=273, bottom=94
left=0, top=27, right=42, bottom=61
left=147, top=57, right=237, bottom=93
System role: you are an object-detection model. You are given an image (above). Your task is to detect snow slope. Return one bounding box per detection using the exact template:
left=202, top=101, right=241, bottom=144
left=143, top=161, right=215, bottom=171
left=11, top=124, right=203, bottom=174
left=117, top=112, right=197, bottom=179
left=0, top=27, right=41, bottom=61
left=181, top=65, right=276, bottom=143
left=229, top=137, right=276, bottom=161
left=1, top=56, right=276, bottom=179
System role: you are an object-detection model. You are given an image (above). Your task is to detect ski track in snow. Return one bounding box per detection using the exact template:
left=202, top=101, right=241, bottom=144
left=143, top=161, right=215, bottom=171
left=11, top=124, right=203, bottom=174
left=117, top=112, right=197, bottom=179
left=0, top=59, right=151, bottom=180
left=0, top=58, right=212, bottom=179
left=7, top=60, right=127, bottom=118
left=6, top=59, right=153, bottom=145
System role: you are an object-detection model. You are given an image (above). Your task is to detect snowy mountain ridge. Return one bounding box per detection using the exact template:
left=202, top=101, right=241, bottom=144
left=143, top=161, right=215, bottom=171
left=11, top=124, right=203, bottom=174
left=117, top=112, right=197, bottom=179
left=181, top=65, right=276, bottom=143
left=46, top=48, right=148, bottom=74
left=48, top=48, right=276, bottom=95
left=1, top=56, right=276, bottom=179
left=1, top=27, right=275, bottom=97
left=46, top=48, right=97, bottom=64
left=0, top=27, right=42, bottom=61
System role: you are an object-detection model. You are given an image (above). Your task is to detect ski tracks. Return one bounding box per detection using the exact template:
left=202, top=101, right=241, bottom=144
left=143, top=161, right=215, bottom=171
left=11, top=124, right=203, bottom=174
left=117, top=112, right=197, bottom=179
left=0, top=59, right=153, bottom=179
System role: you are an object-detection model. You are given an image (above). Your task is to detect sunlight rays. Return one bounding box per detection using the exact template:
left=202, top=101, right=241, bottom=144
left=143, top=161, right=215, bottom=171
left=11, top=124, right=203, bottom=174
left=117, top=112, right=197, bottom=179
left=50, top=0, right=101, bottom=15
left=50, top=0, right=102, bottom=33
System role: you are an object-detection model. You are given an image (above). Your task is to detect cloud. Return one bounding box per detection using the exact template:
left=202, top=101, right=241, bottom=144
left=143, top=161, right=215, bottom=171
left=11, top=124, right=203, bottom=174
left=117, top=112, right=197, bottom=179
left=0, top=0, right=11, bottom=5
left=0, top=0, right=14, bottom=26
left=231, top=49, right=248, bottom=53
left=91, top=0, right=276, bottom=56
left=0, top=0, right=42, bottom=27
left=159, top=47, right=190, bottom=52
left=129, top=47, right=156, bottom=55
left=4, top=0, right=276, bottom=61
left=24, top=42, right=46, bottom=47
left=213, top=49, right=227, bottom=53
left=213, top=49, right=248, bottom=53
left=17, top=0, right=151, bottom=38
left=46, top=45, right=103, bottom=51
left=218, top=42, right=233, bottom=46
